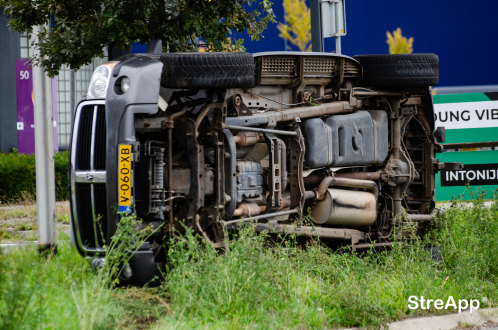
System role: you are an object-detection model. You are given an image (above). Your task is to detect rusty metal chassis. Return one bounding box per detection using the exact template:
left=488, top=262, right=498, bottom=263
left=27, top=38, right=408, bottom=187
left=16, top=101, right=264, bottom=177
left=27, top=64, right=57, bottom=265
left=137, top=88, right=434, bottom=250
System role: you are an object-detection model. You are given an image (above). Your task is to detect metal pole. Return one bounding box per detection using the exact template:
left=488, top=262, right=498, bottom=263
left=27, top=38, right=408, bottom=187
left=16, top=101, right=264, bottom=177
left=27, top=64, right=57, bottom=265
left=334, top=0, right=342, bottom=54
left=70, top=69, right=76, bottom=119
left=32, top=25, right=57, bottom=253
left=310, top=0, right=323, bottom=52
left=69, top=68, right=76, bottom=248
left=223, top=124, right=299, bottom=136
left=335, top=36, right=341, bottom=54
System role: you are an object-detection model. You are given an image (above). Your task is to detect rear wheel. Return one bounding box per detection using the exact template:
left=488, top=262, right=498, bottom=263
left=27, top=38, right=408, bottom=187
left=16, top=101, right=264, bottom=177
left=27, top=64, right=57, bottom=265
left=159, top=52, right=254, bottom=89
left=353, top=54, right=439, bottom=87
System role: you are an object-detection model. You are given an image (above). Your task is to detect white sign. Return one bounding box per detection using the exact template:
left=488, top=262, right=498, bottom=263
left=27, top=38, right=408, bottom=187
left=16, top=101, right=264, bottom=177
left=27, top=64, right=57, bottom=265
left=320, top=0, right=346, bottom=38
left=434, top=101, right=498, bottom=130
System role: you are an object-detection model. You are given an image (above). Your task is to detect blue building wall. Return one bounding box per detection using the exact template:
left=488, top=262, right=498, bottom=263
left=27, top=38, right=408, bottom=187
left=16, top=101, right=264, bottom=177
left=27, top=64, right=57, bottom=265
left=234, top=0, right=498, bottom=87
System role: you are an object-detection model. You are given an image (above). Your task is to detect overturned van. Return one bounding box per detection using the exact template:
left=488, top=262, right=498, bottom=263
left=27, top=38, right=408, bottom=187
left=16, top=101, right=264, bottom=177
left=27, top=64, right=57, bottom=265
left=69, top=50, right=457, bottom=285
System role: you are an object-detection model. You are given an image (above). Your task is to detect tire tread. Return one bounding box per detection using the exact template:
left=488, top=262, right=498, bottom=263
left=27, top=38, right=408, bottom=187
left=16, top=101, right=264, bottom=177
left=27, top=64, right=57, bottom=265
left=160, top=52, right=254, bottom=89
left=353, top=54, right=439, bottom=87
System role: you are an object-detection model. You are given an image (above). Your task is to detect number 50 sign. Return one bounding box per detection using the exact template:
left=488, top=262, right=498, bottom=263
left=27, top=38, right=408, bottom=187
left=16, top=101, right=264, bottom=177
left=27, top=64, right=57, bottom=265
left=19, top=70, right=30, bottom=80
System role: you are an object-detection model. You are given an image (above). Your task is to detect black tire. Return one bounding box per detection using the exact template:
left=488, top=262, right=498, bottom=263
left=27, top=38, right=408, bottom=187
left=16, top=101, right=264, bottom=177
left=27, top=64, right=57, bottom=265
left=159, top=52, right=254, bottom=89
left=424, top=245, right=442, bottom=262
left=353, top=54, right=439, bottom=87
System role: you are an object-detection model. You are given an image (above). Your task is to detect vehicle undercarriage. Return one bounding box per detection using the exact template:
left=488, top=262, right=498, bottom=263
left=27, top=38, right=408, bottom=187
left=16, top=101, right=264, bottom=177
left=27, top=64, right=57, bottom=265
left=70, top=51, right=457, bottom=284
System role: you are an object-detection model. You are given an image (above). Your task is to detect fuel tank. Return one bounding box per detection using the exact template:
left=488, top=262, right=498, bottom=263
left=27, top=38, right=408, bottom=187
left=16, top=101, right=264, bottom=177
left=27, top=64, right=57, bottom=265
left=301, top=110, right=388, bottom=168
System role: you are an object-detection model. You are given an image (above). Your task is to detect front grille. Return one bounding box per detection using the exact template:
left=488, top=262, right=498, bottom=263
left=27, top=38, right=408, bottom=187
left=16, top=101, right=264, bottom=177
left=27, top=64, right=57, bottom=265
left=72, top=102, right=107, bottom=251
left=94, top=105, right=106, bottom=170
left=94, top=184, right=108, bottom=245
left=76, top=106, right=94, bottom=170
left=76, top=184, right=95, bottom=247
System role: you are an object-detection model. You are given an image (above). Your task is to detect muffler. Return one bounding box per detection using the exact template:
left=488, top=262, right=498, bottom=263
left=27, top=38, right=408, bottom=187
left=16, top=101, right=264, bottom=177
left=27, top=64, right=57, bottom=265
left=309, top=188, right=376, bottom=226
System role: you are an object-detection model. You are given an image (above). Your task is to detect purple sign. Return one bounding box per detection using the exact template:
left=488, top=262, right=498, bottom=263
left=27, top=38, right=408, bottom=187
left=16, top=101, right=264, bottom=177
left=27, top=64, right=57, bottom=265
left=16, top=60, right=35, bottom=154
left=15, top=59, right=58, bottom=154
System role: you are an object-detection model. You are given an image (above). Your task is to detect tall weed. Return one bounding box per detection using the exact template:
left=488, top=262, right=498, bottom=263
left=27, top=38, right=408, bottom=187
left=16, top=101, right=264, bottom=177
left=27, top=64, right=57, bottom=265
left=155, top=189, right=498, bottom=329
left=1, top=187, right=497, bottom=330
left=0, top=242, right=123, bottom=330
left=0, top=212, right=152, bottom=330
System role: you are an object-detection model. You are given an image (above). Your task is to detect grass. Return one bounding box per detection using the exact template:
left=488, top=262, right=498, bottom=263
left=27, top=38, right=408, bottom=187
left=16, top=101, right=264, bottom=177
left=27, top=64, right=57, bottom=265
left=14, top=223, right=35, bottom=231
left=0, top=201, right=70, bottom=221
left=0, top=201, right=70, bottom=241
left=458, top=321, right=475, bottom=329
left=1, top=188, right=497, bottom=329
left=0, top=238, right=126, bottom=330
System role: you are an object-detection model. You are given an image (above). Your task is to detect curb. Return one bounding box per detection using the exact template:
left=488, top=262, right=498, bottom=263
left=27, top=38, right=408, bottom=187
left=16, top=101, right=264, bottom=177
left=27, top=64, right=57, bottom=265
left=336, top=308, right=498, bottom=330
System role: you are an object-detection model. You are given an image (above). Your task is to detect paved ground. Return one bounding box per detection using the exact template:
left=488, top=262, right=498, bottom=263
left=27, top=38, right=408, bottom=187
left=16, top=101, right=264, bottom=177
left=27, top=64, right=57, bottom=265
left=336, top=308, right=498, bottom=330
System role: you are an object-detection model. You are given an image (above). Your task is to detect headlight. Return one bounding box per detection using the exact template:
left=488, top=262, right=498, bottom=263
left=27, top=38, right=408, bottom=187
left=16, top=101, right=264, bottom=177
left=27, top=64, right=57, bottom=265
left=87, top=63, right=117, bottom=99
left=120, top=76, right=130, bottom=93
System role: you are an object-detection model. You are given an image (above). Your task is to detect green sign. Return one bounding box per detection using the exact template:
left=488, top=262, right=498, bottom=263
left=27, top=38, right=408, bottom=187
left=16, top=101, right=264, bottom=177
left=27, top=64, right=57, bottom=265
left=433, top=92, right=498, bottom=144
left=433, top=92, right=498, bottom=201
left=435, top=150, right=498, bottom=201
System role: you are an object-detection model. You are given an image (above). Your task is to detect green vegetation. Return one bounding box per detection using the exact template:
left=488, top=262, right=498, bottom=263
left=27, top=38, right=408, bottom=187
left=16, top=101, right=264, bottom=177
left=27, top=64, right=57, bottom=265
left=277, top=0, right=311, bottom=52
left=56, top=213, right=70, bottom=224
left=0, top=202, right=69, bottom=221
left=0, top=150, right=68, bottom=203
left=1, top=0, right=276, bottom=77
left=1, top=189, right=497, bottom=329
left=0, top=236, right=124, bottom=330
left=386, top=28, right=414, bottom=54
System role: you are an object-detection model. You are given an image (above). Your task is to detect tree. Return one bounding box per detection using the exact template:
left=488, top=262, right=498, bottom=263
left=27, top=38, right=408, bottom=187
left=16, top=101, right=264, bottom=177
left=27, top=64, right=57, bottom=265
left=1, top=0, right=275, bottom=77
left=386, top=28, right=413, bottom=54
left=277, top=0, right=310, bottom=52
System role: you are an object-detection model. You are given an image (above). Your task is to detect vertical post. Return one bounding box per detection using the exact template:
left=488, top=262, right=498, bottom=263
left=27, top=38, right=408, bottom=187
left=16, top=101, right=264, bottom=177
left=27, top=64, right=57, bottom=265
left=32, top=25, right=57, bottom=253
left=69, top=69, right=76, bottom=247
left=310, top=0, right=323, bottom=52
left=335, top=37, right=341, bottom=54
left=334, top=0, right=344, bottom=54
left=70, top=69, right=76, bottom=119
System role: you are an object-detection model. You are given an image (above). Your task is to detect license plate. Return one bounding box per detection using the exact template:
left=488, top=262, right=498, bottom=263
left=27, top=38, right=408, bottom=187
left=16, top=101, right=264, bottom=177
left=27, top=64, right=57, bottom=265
left=118, top=145, right=133, bottom=213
